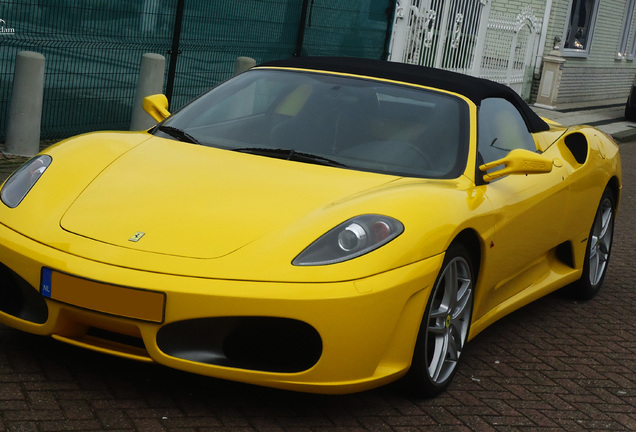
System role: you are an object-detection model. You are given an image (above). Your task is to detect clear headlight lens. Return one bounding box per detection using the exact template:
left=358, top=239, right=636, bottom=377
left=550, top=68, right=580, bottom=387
left=293, top=214, right=404, bottom=266
left=1, top=155, right=52, bottom=208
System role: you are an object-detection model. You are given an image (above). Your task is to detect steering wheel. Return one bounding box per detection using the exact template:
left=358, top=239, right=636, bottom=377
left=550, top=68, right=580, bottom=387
left=395, top=141, right=434, bottom=170
left=338, top=140, right=434, bottom=171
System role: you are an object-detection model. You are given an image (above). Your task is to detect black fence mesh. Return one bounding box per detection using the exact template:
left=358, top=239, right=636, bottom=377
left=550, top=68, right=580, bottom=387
left=0, top=0, right=393, bottom=140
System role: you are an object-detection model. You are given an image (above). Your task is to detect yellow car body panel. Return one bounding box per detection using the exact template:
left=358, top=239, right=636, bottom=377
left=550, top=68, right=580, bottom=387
left=0, top=217, right=444, bottom=393
left=0, top=58, right=622, bottom=394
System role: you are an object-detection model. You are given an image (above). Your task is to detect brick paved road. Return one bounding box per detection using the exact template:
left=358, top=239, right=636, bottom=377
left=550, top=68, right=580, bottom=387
left=0, top=142, right=634, bottom=432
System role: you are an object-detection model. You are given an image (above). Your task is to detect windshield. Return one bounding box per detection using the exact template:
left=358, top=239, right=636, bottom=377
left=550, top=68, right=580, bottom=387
left=154, top=69, right=470, bottom=179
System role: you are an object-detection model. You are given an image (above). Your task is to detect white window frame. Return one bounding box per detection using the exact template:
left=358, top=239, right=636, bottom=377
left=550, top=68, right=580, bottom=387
left=617, top=0, right=636, bottom=60
left=560, top=0, right=601, bottom=58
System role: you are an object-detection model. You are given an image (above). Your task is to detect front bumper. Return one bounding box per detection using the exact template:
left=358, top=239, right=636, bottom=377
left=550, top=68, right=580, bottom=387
left=0, top=222, right=442, bottom=393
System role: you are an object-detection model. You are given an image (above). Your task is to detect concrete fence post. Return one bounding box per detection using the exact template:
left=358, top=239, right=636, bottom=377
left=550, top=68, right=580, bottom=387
left=535, top=50, right=566, bottom=110
left=5, top=51, right=45, bottom=156
left=234, top=57, right=256, bottom=75
left=130, top=53, right=166, bottom=131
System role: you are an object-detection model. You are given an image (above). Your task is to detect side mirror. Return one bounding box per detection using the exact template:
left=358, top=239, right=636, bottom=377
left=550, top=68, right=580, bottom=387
left=143, top=94, right=171, bottom=123
left=479, top=149, right=553, bottom=182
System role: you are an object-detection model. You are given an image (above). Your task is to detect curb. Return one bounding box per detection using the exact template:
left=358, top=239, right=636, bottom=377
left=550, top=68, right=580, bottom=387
left=611, top=127, right=636, bottom=143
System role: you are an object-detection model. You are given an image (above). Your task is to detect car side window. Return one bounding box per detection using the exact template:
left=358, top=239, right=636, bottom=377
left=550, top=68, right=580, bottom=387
left=478, top=98, right=537, bottom=164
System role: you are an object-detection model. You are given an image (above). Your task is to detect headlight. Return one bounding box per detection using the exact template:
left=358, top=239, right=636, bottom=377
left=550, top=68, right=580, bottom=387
left=1, top=155, right=52, bottom=208
left=293, top=214, right=404, bottom=266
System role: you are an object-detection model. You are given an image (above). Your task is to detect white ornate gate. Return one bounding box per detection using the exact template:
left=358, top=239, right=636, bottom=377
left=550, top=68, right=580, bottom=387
left=389, top=0, right=490, bottom=75
left=389, top=1, right=542, bottom=98
left=478, top=7, right=542, bottom=99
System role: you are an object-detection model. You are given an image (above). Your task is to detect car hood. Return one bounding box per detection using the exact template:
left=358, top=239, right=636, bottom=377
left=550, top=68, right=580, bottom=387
left=59, top=138, right=399, bottom=259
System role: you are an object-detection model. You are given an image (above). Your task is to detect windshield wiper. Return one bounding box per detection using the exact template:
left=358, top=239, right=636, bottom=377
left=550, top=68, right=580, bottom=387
left=155, top=125, right=200, bottom=144
left=233, top=148, right=348, bottom=168
left=294, top=152, right=348, bottom=168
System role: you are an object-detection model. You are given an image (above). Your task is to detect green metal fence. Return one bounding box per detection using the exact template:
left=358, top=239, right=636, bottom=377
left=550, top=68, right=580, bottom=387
left=0, top=0, right=393, bottom=141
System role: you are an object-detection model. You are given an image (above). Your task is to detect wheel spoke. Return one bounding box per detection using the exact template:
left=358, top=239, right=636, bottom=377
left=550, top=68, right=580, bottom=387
left=453, top=277, right=471, bottom=319
left=444, top=262, right=459, bottom=312
left=428, top=320, right=446, bottom=336
left=598, top=207, right=612, bottom=239
left=589, top=251, right=601, bottom=285
left=424, top=255, right=473, bottom=386
left=589, top=237, right=598, bottom=259
left=429, top=331, right=449, bottom=381
left=429, top=307, right=447, bottom=321
left=590, top=234, right=599, bottom=253
left=447, top=327, right=460, bottom=360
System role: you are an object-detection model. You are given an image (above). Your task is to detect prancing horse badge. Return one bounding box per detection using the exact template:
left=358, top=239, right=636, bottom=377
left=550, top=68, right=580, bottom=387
left=129, top=231, right=146, bottom=242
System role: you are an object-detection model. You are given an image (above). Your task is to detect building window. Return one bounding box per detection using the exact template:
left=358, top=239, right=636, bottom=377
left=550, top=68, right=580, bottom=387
left=617, top=0, right=636, bottom=60
left=561, top=0, right=600, bottom=57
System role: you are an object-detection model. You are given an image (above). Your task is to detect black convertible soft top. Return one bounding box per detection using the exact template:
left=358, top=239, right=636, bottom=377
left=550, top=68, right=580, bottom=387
left=259, top=56, right=550, bottom=133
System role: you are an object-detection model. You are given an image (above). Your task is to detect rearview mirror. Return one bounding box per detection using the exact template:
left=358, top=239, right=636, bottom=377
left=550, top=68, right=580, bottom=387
left=143, top=94, right=171, bottom=123
left=479, top=149, right=553, bottom=182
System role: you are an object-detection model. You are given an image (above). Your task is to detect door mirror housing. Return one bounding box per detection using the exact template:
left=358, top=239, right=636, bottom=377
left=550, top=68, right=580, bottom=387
left=143, top=94, right=171, bottom=123
left=479, top=149, right=553, bottom=182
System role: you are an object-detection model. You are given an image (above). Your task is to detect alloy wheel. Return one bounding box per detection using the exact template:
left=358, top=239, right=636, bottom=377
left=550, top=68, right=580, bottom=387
left=424, top=255, right=473, bottom=385
left=588, top=196, right=614, bottom=287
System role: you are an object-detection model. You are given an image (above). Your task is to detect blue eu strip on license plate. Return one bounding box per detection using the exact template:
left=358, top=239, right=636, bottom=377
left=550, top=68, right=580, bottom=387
left=41, top=267, right=52, bottom=298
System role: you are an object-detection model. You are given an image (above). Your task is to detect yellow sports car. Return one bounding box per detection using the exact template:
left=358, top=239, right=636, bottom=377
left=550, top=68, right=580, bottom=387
left=0, top=57, right=621, bottom=397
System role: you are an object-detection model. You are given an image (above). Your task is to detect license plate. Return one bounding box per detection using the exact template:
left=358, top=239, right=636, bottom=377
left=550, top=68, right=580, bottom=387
left=41, top=268, right=165, bottom=323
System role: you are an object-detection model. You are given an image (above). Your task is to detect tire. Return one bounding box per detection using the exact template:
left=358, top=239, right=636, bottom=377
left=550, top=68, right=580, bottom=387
left=626, top=103, right=636, bottom=121
left=570, top=188, right=616, bottom=300
left=405, top=243, right=475, bottom=397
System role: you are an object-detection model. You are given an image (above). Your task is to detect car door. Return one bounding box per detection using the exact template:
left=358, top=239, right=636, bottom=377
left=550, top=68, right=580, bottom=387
left=475, top=98, right=571, bottom=317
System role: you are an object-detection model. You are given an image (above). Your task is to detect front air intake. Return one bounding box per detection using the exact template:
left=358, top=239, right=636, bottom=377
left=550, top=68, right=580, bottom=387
left=0, top=263, right=48, bottom=324
left=157, top=316, right=322, bottom=373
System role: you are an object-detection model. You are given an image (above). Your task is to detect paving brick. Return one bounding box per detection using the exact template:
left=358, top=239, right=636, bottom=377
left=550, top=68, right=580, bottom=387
left=161, top=417, right=224, bottom=429
left=241, top=417, right=285, bottom=432
left=419, top=406, right=464, bottom=426
left=320, top=406, right=363, bottom=427
left=0, top=401, right=30, bottom=411
left=95, top=409, right=135, bottom=429
left=355, top=416, right=393, bottom=432
left=608, top=412, right=636, bottom=431
left=0, top=384, right=24, bottom=400
left=26, top=391, right=59, bottom=411
left=515, top=409, right=560, bottom=428
left=4, top=422, right=38, bottom=432
left=58, top=399, right=96, bottom=420
left=4, top=411, right=65, bottom=422
left=38, top=419, right=105, bottom=431
left=197, top=428, right=256, bottom=432
left=129, top=418, right=168, bottom=432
